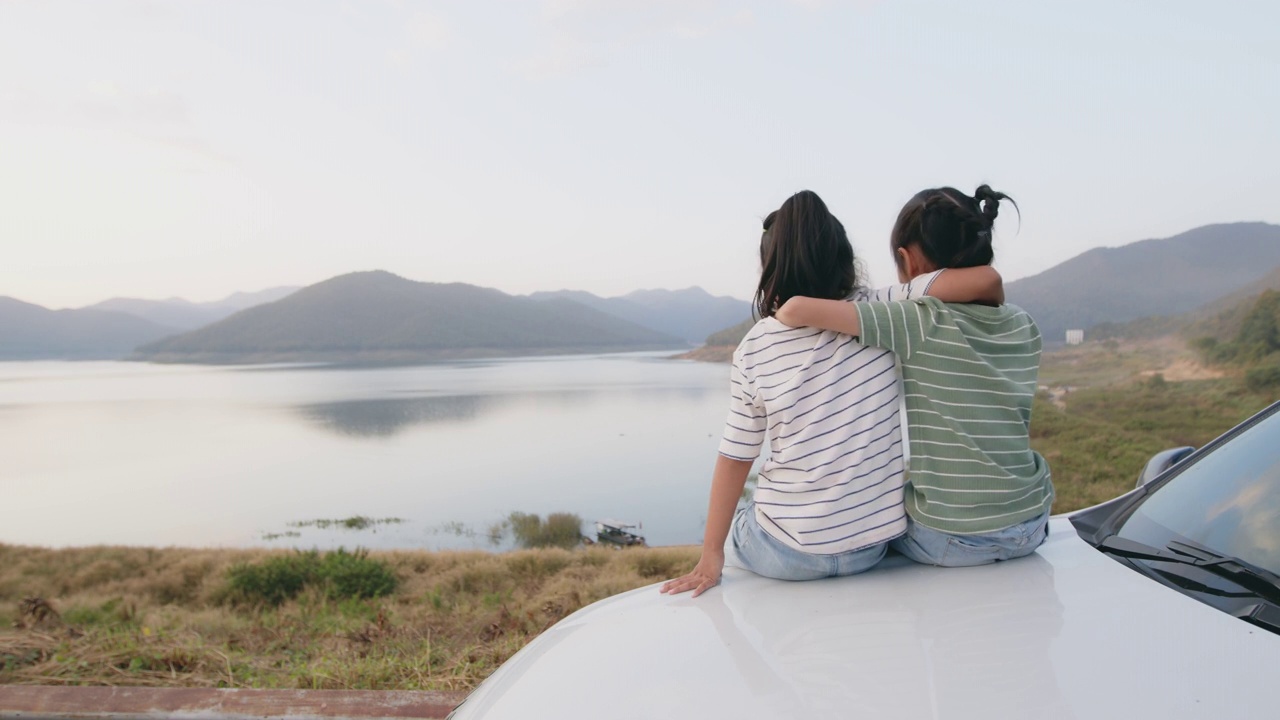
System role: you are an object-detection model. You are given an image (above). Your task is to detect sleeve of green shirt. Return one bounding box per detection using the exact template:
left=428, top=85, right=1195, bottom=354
left=853, top=297, right=944, bottom=360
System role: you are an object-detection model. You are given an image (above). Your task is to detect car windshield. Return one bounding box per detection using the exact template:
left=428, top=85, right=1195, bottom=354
left=1117, top=407, right=1280, bottom=576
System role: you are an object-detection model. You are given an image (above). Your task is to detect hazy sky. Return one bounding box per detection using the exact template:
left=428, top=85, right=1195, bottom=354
left=3, top=0, right=1278, bottom=308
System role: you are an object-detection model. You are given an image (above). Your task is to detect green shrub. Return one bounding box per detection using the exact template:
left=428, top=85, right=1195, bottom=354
left=62, top=604, right=110, bottom=627
left=1190, top=336, right=1218, bottom=353
left=1193, top=292, right=1280, bottom=365
left=226, top=551, right=317, bottom=606
left=224, top=549, right=397, bottom=606
left=506, top=512, right=583, bottom=550
left=317, top=548, right=398, bottom=600
left=62, top=598, right=136, bottom=627
left=1245, top=362, right=1280, bottom=391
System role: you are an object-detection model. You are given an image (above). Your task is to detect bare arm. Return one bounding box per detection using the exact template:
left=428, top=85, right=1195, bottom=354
left=775, top=266, right=1005, bottom=334
left=927, top=266, right=1004, bottom=305
left=660, top=454, right=753, bottom=597
left=775, top=296, right=861, bottom=335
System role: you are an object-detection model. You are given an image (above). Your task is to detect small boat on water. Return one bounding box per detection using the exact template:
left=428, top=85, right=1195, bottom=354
left=594, top=519, right=646, bottom=547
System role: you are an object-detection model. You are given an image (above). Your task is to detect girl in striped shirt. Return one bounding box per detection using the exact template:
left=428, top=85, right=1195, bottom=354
left=661, top=190, right=1004, bottom=597
left=776, top=185, right=1054, bottom=567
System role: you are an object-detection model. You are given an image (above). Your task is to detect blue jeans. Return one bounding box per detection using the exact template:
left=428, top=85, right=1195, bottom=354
left=727, top=504, right=888, bottom=581
left=890, top=511, right=1050, bottom=567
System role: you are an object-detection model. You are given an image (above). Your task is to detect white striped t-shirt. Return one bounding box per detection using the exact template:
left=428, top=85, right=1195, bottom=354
left=718, top=271, right=942, bottom=555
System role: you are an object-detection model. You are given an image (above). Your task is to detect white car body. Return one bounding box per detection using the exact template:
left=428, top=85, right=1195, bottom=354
left=450, top=516, right=1280, bottom=719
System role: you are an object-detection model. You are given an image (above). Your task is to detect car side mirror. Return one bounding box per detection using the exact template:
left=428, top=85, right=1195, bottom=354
left=1135, top=446, right=1195, bottom=489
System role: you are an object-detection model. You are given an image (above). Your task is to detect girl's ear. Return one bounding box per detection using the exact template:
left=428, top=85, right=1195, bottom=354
left=896, top=246, right=917, bottom=281
left=897, top=245, right=934, bottom=281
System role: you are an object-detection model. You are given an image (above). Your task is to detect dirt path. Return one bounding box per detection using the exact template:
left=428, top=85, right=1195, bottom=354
left=1140, top=357, right=1225, bottom=381
left=0, top=687, right=467, bottom=720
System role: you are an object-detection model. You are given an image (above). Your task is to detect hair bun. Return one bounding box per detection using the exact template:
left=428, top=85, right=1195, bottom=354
left=973, top=185, right=1006, bottom=227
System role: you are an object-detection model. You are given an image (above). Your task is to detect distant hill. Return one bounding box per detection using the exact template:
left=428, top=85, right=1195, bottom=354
left=88, top=286, right=299, bottom=331
left=704, top=318, right=755, bottom=347
left=0, top=297, right=177, bottom=360
left=1189, top=265, right=1280, bottom=333
left=1093, top=265, right=1280, bottom=344
left=671, top=316, right=757, bottom=363
left=528, top=287, right=750, bottom=344
left=135, top=271, right=686, bottom=364
left=1006, top=222, right=1280, bottom=343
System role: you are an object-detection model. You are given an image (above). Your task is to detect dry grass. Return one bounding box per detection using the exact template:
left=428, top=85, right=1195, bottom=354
left=0, top=544, right=697, bottom=690
left=1039, top=335, right=1206, bottom=389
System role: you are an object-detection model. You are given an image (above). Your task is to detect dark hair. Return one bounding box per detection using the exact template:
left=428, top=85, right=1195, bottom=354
left=754, top=190, right=857, bottom=319
left=889, top=184, right=1018, bottom=272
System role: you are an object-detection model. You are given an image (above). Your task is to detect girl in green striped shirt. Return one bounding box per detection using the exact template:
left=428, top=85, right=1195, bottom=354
left=776, top=185, right=1053, bottom=567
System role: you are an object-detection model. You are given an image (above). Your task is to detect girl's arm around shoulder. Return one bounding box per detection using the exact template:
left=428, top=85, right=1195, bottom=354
left=928, top=266, right=1004, bottom=305
left=774, top=266, right=1004, bottom=334
left=775, top=297, right=861, bottom=335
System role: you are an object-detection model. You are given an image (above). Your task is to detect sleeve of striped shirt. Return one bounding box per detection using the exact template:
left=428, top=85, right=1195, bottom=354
left=718, top=349, right=766, bottom=461
left=865, top=269, right=944, bottom=302
left=853, top=297, right=941, bottom=360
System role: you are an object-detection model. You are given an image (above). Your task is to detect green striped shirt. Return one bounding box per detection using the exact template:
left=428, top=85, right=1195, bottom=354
left=854, top=297, right=1053, bottom=534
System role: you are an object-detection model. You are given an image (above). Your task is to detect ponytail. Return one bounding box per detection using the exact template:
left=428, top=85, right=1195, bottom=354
left=754, top=191, right=857, bottom=319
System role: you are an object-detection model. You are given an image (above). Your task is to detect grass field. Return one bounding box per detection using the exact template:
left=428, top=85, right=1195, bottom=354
left=0, top=545, right=697, bottom=690
left=4, top=337, right=1276, bottom=691
left=1032, top=336, right=1274, bottom=509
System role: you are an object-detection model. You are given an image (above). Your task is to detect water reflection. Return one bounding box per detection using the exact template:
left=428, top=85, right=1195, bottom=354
left=0, top=357, right=731, bottom=548
left=294, top=385, right=718, bottom=439
left=296, top=394, right=506, bottom=437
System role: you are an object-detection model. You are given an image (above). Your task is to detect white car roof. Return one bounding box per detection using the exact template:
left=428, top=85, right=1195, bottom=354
left=453, top=518, right=1280, bottom=719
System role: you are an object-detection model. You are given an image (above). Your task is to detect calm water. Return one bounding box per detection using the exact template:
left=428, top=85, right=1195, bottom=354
left=0, top=354, right=734, bottom=549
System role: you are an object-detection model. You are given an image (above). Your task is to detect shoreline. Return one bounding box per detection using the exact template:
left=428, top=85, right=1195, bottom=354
left=671, top=344, right=734, bottom=363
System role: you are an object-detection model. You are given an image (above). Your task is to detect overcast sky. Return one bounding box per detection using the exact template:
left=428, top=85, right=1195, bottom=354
left=3, top=0, right=1278, bottom=308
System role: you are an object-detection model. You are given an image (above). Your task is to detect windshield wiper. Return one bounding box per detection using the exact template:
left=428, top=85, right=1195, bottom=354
left=1097, top=535, right=1280, bottom=604
left=1166, top=539, right=1280, bottom=591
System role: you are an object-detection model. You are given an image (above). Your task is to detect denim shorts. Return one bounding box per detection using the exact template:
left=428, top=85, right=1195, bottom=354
left=889, top=511, right=1050, bottom=568
left=726, top=504, right=888, bottom=581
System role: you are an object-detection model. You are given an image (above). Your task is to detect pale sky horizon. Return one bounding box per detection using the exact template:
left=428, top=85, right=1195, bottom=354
left=3, top=0, right=1278, bottom=309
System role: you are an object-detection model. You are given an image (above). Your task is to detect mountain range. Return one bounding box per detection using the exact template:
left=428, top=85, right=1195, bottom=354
left=8, top=221, right=1280, bottom=363
left=528, top=287, right=750, bottom=344
left=135, top=271, right=686, bottom=363
left=2, top=278, right=750, bottom=362
left=1091, top=263, right=1280, bottom=344
left=1005, top=222, right=1280, bottom=343
left=0, top=297, right=176, bottom=360
left=87, top=287, right=299, bottom=331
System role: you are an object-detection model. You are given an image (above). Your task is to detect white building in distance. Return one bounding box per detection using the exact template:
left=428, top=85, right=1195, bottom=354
left=1065, top=329, right=1084, bottom=345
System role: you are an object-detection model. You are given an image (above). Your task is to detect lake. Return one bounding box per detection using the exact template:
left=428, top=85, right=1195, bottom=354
left=0, top=354, right=735, bottom=550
